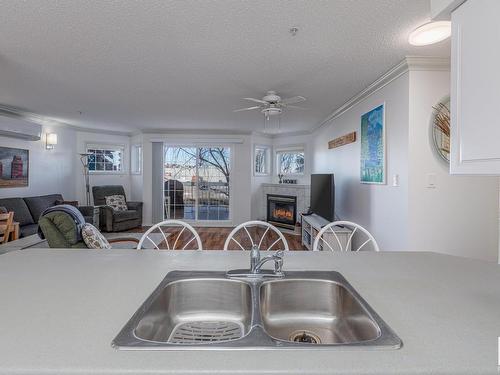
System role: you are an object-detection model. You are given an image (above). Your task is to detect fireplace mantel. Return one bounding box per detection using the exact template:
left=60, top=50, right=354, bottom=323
left=261, top=183, right=310, bottom=189
left=260, top=183, right=310, bottom=222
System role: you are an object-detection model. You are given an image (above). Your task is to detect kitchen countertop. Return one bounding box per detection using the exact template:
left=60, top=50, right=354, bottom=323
left=0, top=249, right=499, bottom=375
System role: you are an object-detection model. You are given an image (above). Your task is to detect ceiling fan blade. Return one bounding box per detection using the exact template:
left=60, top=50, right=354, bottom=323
left=233, top=106, right=262, bottom=112
left=281, top=96, right=306, bottom=105
left=243, top=97, right=269, bottom=104
left=286, top=105, right=308, bottom=110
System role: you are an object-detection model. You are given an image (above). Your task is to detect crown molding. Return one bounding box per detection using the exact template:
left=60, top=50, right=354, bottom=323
left=141, top=128, right=253, bottom=136
left=405, top=56, right=450, bottom=71
left=310, top=56, right=450, bottom=134
left=0, top=104, right=132, bottom=137
left=431, top=0, right=466, bottom=20
left=130, top=130, right=143, bottom=137
left=0, top=56, right=450, bottom=140
left=68, top=125, right=132, bottom=136
left=252, top=129, right=312, bottom=138
left=251, top=130, right=273, bottom=138
left=311, top=59, right=409, bottom=133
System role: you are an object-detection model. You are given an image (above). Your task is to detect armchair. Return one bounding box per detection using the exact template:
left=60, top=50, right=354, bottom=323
left=38, top=205, right=139, bottom=249
left=92, top=185, right=143, bottom=232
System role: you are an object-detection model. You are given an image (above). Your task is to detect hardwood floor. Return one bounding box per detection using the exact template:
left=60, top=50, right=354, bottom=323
left=127, top=226, right=307, bottom=251
left=194, top=227, right=306, bottom=251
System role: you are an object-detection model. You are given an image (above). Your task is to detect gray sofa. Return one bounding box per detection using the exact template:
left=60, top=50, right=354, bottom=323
left=92, top=185, right=143, bottom=232
left=0, top=194, right=94, bottom=238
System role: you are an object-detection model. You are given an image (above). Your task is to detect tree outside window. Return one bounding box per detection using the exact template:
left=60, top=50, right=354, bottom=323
left=164, top=146, right=231, bottom=221
left=277, top=150, right=304, bottom=175
left=254, top=145, right=270, bottom=175
left=86, top=145, right=124, bottom=173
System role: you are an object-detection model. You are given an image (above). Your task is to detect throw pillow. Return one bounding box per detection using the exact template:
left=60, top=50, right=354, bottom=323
left=81, top=223, right=111, bottom=249
left=105, top=195, right=127, bottom=211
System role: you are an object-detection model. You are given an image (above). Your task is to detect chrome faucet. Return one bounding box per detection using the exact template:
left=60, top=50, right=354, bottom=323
left=227, top=245, right=285, bottom=278
left=251, top=245, right=284, bottom=274
left=250, top=244, right=261, bottom=272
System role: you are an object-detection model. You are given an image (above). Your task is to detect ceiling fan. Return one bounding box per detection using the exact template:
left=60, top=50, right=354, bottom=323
left=233, top=91, right=307, bottom=118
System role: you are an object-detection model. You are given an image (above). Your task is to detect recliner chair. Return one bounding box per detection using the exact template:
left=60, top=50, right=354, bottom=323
left=92, top=185, right=143, bottom=232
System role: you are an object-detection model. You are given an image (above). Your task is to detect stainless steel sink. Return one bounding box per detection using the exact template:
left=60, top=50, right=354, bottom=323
left=260, top=279, right=380, bottom=344
left=112, top=271, right=402, bottom=350
left=134, top=278, right=252, bottom=343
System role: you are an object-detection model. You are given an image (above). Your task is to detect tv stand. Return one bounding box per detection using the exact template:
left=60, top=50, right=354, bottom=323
left=301, top=213, right=352, bottom=251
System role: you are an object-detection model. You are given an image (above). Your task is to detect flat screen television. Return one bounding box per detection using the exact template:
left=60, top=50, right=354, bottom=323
left=310, top=174, right=335, bottom=222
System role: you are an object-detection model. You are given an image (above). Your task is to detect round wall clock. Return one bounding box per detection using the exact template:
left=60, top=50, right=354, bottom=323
left=430, top=96, right=450, bottom=163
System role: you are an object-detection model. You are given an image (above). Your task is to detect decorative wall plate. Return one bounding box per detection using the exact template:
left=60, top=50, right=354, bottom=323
left=430, top=96, right=450, bottom=163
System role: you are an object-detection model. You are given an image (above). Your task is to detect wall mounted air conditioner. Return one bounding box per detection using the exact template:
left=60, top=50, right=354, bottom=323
left=0, top=116, right=42, bottom=141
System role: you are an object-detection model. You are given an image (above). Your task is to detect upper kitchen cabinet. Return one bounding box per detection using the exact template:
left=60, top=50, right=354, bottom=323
left=450, top=0, right=500, bottom=174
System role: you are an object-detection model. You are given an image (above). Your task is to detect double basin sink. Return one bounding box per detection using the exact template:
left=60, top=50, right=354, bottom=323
left=112, top=270, right=402, bottom=349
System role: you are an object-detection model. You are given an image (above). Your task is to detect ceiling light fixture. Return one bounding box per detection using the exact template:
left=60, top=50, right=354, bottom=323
left=408, top=21, right=451, bottom=46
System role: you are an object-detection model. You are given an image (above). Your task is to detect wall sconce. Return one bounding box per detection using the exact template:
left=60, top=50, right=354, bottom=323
left=46, top=133, right=58, bottom=150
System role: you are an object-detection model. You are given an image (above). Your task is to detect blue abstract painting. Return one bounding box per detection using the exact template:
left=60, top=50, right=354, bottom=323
left=360, top=104, right=385, bottom=184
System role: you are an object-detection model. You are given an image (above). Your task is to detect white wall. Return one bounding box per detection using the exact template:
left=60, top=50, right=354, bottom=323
left=0, top=123, right=77, bottom=200
left=0, top=123, right=134, bottom=207
left=139, top=133, right=252, bottom=226
left=250, top=134, right=273, bottom=220
left=407, top=70, right=499, bottom=261
left=312, top=72, right=410, bottom=251
left=308, top=66, right=498, bottom=261
left=75, top=131, right=131, bottom=205
left=232, top=136, right=252, bottom=226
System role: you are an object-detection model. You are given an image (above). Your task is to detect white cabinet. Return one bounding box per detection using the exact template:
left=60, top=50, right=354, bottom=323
left=450, top=0, right=500, bottom=174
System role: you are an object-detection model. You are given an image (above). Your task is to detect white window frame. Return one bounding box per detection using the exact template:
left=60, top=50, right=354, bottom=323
left=253, top=144, right=271, bottom=176
left=86, top=143, right=126, bottom=174
left=275, top=145, right=305, bottom=176
left=131, top=144, right=142, bottom=175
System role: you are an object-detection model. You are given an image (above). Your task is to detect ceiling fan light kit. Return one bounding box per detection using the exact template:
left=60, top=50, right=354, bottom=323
left=233, top=90, right=306, bottom=134
left=264, top=113, right=281, bottom=134
left=261, top=106, right=282, bottom=117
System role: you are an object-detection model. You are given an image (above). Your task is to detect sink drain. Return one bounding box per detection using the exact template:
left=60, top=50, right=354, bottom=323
left=289, top=330, right=321, bottom=344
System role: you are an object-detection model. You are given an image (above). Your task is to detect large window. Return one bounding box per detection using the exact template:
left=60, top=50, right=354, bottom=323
left=164, top=146, right=231, bottom=221
left=254, top=145, right=271, bottom=176
left=86, top=144, right=124, bottom=173
left=276, top=148, right=305, bottom=175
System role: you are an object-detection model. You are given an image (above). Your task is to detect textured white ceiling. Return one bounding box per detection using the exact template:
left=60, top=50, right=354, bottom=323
left=0, top=0, right=449, bottom=134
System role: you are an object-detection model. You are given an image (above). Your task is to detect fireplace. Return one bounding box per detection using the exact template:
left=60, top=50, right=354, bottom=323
left=267, top=194, right=297, bottom=230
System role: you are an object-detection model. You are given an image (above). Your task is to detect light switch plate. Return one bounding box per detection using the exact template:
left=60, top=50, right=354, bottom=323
left=392, top=174, right=400, bottom=187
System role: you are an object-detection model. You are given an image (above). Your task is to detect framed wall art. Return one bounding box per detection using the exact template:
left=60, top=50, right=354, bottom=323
left=360, top=104, right=385, bottom=184
left=0, top=147, right=29, bottom=188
